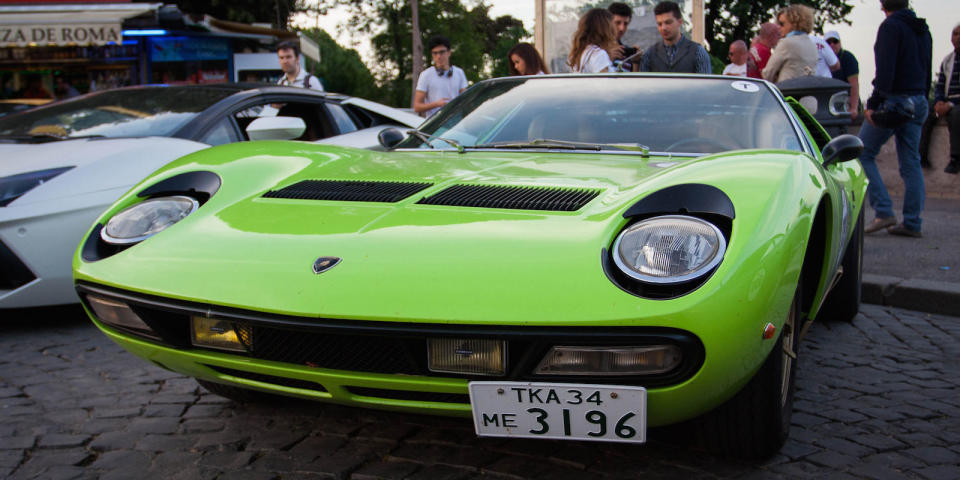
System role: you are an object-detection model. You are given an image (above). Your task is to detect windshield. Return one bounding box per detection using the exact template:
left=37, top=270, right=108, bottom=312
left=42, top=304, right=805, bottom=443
left=398, top=76, right=803, bottom=154
left=0, top=87, right=236, bottom=139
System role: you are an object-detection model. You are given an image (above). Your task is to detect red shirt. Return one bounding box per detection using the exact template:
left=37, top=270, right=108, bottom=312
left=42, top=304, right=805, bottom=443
left=747, top=42, right=771, bottom=79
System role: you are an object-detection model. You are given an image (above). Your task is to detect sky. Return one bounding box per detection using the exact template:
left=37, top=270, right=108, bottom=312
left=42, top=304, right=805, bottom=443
left=303, top=0, right=959, bottom=96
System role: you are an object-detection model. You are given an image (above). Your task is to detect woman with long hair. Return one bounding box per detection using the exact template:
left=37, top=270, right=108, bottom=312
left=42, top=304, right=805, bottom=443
left=567, top=8, right=617, bottom=73
left=507, top=43, right=550, bottom=76
left=762, top=4, right=818, bottom=82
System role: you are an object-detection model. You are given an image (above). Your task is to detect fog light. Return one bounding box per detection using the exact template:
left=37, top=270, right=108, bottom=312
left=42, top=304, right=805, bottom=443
left=86, top=294, right=159, bottom=340
left=428, top=338, right=505, bottom=376
left=535, top=345, right=682, bottom=376
left=191, top=316, right=250, bottom=353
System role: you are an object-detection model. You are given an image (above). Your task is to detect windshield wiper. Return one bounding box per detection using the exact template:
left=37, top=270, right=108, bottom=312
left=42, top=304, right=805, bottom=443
left=0, top=134, right=104, bottom=144
left=406, top=129, right=464, bottom=153
left=475, top=138, right=650, bottom=156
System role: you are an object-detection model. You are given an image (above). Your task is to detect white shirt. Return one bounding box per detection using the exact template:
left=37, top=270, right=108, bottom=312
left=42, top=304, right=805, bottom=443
left=416, top=65, right=468, bottom=117
left=722, top=63, right=748, bottom=76
left=809, top=35, right=839, bottom=78
left=278, top=68, right=324, bottom=92
left=575, top=45, right=614, bottom=73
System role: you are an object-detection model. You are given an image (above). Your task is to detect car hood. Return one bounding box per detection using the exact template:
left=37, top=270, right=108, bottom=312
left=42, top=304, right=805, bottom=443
left=79, top=142, right=807, bottom=323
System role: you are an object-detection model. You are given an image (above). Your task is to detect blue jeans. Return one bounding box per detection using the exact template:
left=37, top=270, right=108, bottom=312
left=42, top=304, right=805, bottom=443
left=858, top=94, right=929, bottom=231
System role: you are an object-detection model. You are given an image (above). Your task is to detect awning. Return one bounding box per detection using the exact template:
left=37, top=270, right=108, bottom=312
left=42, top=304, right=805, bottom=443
left=0, top=3, right=160, bottom=47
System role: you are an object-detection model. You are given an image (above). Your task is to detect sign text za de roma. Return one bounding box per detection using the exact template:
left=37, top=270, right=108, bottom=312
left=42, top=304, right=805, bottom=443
left=1, top=24, right=121, bottom=46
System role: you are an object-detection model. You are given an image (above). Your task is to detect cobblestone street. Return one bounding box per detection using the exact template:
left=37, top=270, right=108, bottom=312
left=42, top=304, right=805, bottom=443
left=1, top=304, right=958, bottom=480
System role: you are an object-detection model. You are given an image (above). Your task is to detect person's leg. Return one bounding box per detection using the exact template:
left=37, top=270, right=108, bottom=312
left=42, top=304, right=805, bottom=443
left=858, top=119, right=896, bottom=231
left=945, top=105, right=960, bottom=173
left=919, top=99, right=936, bottom=168
left=891, top=95, right=928, bottom=233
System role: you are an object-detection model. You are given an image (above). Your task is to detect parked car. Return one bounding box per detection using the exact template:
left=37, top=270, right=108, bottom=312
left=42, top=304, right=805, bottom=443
left=0, top=98, right=52, bottom=118
left=0, top=84, right=422, bottom=308
left=73, top=75, right=866, bottom=458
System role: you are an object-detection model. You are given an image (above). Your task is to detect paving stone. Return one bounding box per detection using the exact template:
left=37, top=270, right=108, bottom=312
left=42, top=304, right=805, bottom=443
left=37, top=434, right=90, bottom=448
left=89, top=450, right=152, bottom=472
left=0, top=450, right=24, bottom=468
left=913, top=465, right=960, bottom=480
left=134, top=433, right=197, bottom=452
left=0, top=436, right=35, bottom=450
left=852, top=433, right=908, bottom=451
left=405, top=464, right=474, bottom=480
left=197, top=451, right=256, bottom=469
left=179, top=418, right=226, bottom=434
left=143, top=404, right=185, bottom=418
left=88, top=431, right=147, bottom=452
left=351, top=460, right=421, bottom=480
left=125, top=417, right=180, bottom=435
left=902, top=447, right=960, bottom=465
left=805, top=450, right=858, bottom=469
left=853, top=463, right=915, bottom=480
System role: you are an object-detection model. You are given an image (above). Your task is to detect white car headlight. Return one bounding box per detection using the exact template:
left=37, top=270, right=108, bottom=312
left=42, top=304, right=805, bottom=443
left=100, top=195, right=198, bottom=245
left=612, top=215, right=726, bottom=284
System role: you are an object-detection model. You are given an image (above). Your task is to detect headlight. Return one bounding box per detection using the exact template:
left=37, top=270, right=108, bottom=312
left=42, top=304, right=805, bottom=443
left=612, top=215, right=726, bottom=284
left=0, top=166, right=73, bottom=206
left=100, top=195, right=198, bottom=245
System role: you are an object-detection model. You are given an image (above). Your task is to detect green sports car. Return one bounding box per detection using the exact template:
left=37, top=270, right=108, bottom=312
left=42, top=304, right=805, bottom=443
left=73, top=74, right=867, bottom=458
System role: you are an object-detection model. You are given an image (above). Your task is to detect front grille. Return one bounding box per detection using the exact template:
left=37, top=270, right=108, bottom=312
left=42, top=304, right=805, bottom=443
left=347, top=387, right=470, bottom=404
left=205, top=365, right=327, bottom=392
left=76, top=283, right=704, bottom=388
left=417, top=185, right=600, bottom=211
left=263, top=180, right=432, bottom=203
left=0, top=240, right=35, bottom=290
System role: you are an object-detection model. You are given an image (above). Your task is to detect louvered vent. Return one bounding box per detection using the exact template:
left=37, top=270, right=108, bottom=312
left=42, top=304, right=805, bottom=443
left=417, top=185, right=600, bottom=211
left=263, top=180, right=432, bottom=203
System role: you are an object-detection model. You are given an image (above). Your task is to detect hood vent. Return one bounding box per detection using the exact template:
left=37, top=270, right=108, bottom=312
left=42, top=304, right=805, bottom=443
left=263, top=180, right=432, bottom=203
left=417, top=185, right=601, bottom=212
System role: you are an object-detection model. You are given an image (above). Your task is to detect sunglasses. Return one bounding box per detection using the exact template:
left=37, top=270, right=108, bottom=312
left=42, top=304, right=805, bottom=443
left=436, top=69, right=453, bottom=77
left=826, top=38, right=839, bottom=45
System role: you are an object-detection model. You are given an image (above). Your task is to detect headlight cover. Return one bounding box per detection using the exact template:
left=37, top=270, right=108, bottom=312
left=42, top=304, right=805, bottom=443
left=100, top=195, right=198, bottom=245
left=612, top=215, right=726, bottom=284
left=0, top=166, right=73, bottom=206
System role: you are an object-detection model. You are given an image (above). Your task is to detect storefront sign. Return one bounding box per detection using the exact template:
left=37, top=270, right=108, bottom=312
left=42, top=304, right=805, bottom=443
left=1, top=23, right=122, bottom=46
left=149, top=37, right=231, bottom=62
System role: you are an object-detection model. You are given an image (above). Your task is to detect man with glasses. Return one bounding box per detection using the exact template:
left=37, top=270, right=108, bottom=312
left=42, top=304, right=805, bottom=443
left=825, top=31, right=860, bottom=121
left=414, top=35, right=468, bottom=117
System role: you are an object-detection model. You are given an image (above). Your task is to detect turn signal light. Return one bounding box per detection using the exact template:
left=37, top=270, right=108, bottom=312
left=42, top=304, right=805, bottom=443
left=535, top=345, right=682, bottom=376
left=86, top=294, right=159, bottom=340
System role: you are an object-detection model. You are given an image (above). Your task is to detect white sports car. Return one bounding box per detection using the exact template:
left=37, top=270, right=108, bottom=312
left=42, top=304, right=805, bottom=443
left=0, top=84, right=422, bottom=308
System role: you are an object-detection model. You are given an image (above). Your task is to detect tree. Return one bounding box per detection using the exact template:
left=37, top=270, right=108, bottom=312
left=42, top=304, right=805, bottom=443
left=320, top=0, right=527, bottom=107
left=296, top=28, right=381, bottom=100
left=705, top=0, right=854, bottom=59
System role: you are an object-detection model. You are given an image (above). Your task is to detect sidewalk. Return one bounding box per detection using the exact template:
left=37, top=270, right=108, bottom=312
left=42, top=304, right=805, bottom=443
left=860, top=121, right=960, bottom=316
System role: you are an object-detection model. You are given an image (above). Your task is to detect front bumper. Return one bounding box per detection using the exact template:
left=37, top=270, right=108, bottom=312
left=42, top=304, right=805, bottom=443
left=78, top=283, right=719, bottom=426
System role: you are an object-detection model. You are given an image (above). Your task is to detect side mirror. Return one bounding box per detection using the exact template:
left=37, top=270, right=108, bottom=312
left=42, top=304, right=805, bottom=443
left=377, top=127, right=405, bottom=150
left=245, top=116, right=306, bottom=141
left=821, top=134, right=863, bottom=168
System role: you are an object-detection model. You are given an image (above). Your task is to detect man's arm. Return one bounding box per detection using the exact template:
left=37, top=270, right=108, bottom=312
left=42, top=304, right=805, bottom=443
left=695, top=45, right=712, bottom=74
left=413, top=90, right=445, bottom=114
left=847, top=74, right=860, bottom=120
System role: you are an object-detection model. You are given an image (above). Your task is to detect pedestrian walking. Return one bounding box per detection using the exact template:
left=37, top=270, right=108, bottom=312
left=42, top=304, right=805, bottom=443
left=507, top=43, right=549, bottom=76
left=747, top=23, right=781, bottom=79
left=859, top=0, right=932, bottom=238
left=639, top=1, right=711, bottom=74
left=568, top=8, right=617, bottom=73
left=276, top=41, right=324, bottom=92
left=826, top=31, right=861, bottom=121
left=920, top=23, right=960, bottom=174
left=414, top=35, right=469, bottom=117
left=763, top=5, right=818, bottom=83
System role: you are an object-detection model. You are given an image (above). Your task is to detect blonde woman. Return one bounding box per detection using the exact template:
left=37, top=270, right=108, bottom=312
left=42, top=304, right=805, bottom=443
left=568, top=8, right=617, bottom=73
left=762, top=5, right=818, bottom=82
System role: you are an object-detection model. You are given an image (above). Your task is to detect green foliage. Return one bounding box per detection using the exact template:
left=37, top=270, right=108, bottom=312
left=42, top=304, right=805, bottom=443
left=705, top=0, right=854, bottom=60
left=297, top=28, right=380, bottom=99
left=324, top=0, right=528, bottom=107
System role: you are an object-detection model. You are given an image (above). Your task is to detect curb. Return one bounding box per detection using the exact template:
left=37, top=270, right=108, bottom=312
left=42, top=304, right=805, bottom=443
left=862, top=273, right=960, bottom=317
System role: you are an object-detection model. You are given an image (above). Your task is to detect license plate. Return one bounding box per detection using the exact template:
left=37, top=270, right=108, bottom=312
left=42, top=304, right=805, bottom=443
left=468, top=382, right=646, bottom=443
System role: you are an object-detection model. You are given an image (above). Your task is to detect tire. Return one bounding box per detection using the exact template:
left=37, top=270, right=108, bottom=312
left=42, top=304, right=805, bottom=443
left=196, top=378, right=278, bottom=404
left=689, top=287, right=801, bottom=459
left=820, top=208, right=863, bottom=322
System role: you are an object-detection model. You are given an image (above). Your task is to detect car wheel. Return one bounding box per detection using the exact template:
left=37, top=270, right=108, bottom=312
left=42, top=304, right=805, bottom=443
left=820, top=208, right=863, bottom=322
left=689, top=287, right=800, bottom=458
left=196, top=379, right=277, bottom=403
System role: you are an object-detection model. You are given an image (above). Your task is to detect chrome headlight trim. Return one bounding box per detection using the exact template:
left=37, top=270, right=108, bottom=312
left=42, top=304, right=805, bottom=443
left=612, top=215, right=727, bottom=285
left=100, top=195, right=199, bottom=245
